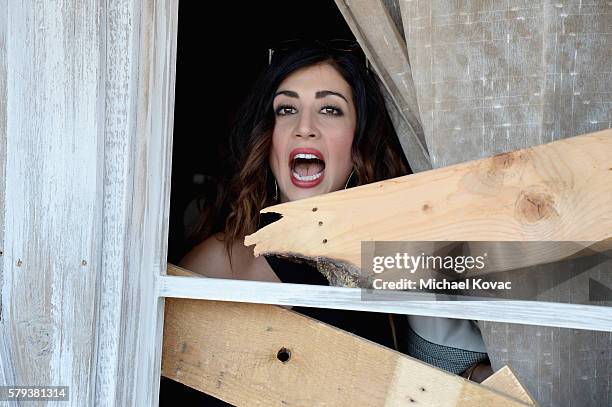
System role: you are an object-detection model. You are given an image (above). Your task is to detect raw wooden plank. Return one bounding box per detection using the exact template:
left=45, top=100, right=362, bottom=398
left=245, top=130, right=612, bottom=284
left=483, top=366, right=538, bottom=406
left=334, top=0, right=431, bottom=172
left=162, top=267, right=529, bottom=406
left=159, top=267, right=612, bottom=332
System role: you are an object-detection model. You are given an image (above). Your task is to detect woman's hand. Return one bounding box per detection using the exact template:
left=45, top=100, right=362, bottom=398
left=460, top=361, right=494, bottom=383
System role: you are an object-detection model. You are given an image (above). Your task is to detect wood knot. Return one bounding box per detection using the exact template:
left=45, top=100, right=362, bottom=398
left=491, top=151, right=515, bottom=170
left=19, top=317, right=56, bottom=358
left=460, top=152, right=521, bottom=197
left=515, top=189, right=557, bottom=223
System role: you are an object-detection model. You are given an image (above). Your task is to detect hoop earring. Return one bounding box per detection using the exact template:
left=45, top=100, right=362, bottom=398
left=344, top=169, right=356, bottom=190
left=273, top=179, right=279, bottom=202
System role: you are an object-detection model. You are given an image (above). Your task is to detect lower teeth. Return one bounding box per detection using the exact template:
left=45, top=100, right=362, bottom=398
left=293, top=171, right=322, bottom=181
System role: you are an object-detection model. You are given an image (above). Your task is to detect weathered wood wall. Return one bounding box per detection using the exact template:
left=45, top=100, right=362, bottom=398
left=380, top=1, right=611, bottom=406
left=0, top=1, right=178, bottom=406
left=335, top=0, right=432, bottom=172
left=399, top=0, right=611, bottom=166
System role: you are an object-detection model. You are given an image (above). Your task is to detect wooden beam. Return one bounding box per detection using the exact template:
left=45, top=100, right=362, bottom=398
left=245, top=130, right=612, bottom=285
left=162, top=267, right=529, bottom=406
left=483, top=366, right=538, bottom=406
left=158, top=271, right=612, bottom=332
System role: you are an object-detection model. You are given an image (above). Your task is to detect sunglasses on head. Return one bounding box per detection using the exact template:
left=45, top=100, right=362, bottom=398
left=268, top=39, right=370, bottom=70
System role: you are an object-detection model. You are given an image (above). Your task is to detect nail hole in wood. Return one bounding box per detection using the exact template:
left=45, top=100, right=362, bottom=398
left=318, top=221, right=323, bottom=226
left=277, top=347, right=291, bottom=363
left=81, top=260, right=87, bottom=266
left=17, top=259, right=22, bottom=267
left=312, top=207, right=318, bottom=212
left=410, top=398, right=415, bottom=403
left=322, top=239, right=328, bottom=244
left=0, top=250, right=3, bottom=256
left=420, top=387, right=426, bottom=392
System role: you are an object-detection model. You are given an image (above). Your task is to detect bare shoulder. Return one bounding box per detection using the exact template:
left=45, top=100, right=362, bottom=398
left=179, top=233, right=279, bottom=282
left=178, top=233, right=234, bottom=279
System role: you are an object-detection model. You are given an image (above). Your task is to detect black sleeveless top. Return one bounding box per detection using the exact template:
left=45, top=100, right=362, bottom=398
left=256, top=211, right=397, bottom=347
left=264, top=254, right=397, bottom=348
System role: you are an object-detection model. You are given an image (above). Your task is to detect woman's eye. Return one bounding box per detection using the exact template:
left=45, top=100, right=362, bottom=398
left=320, top=105, right=343, bottom=116
left=275, top=105, right=297, bottom=116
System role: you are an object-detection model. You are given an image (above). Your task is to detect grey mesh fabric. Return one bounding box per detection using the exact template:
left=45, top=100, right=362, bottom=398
left=405, top=323, right=488, bottom=374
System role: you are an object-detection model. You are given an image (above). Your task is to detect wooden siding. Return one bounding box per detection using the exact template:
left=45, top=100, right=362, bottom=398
left=0, top=1, right=178, bottom=406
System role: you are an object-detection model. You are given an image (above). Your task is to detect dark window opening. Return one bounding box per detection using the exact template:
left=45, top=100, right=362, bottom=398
left=163, top=2, right=356, bottom=406
left=167, top=0, right=354, bottom=265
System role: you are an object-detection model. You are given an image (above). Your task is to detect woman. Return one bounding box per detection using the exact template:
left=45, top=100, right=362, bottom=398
left=180, top=41, right=491, bottom=382
left=182, top=41, right=407, bottom=276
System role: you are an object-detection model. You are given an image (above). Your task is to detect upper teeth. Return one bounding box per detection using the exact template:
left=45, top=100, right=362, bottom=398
left=294, top=153, right=319, bottom=160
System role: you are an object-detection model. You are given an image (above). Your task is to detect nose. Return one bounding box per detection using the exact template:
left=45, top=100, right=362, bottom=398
left=294, top=110, right=319, bottom=139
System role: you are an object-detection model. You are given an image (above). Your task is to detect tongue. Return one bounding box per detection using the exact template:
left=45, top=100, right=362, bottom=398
left=294, top=161, right=324, bottom=176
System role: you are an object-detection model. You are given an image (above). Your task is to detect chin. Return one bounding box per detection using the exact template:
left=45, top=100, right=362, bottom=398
left=286, top=189, right=321, bottom=202
left=285, top=182, right=341, bottom=202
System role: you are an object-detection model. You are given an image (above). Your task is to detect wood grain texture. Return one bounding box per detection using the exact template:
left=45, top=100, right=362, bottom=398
left=0, top=0, right=6, bottom=323
left=0, top=2, right=103, bottom=405
left=483, top=366, right=538, bottom=406
left=91, top=0, right=178, bottom=406
left=0, top=0, right=9, bottom=391
left=159, top=266, right=612, bottom=332
left=382, top=0, right=406, bottom=41
left=161, top=280, right=529, bottom=406
left=245, top=130, right=612, bottom=278
left=398, top=0, right=612, bottom=168
left=335, top=0, right=431, bottom=172
left=395, top=3, right=612, bottom=404
left=0, top=1, right=178, bottom=406
left=242, top=129, right=612, bottom=405
left=480, top=321, right=612, bottom=407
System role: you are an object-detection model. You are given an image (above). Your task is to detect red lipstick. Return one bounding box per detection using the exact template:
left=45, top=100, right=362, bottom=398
left=289, top=148, right=325, bottom=188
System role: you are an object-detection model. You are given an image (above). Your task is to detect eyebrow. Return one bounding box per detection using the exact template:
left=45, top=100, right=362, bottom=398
left=273, top=90, right=349, bottom=103
left=316, top=90, right=348, bottom=103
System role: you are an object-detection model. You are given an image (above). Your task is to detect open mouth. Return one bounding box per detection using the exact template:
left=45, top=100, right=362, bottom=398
left=289, top=148, right=325, bottom=188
